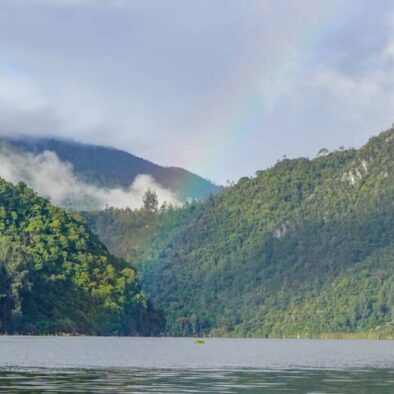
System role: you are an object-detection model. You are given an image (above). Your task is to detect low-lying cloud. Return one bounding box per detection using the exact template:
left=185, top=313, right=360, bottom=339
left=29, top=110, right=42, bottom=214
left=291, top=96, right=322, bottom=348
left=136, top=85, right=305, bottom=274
left=0, top=149, right=179, bottom=210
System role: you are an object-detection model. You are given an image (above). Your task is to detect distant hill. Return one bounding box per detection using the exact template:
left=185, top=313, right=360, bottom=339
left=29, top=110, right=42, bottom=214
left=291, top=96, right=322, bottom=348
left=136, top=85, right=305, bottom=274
left=3, top=137, right=219, bottom=202
left=86, top=127, right=394, bottom=338
left=0, top=177, right=163, bottom=335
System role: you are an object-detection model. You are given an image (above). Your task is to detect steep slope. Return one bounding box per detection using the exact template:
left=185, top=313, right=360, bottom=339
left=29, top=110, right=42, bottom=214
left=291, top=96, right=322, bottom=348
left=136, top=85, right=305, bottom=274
left=3, top=137, right=219, bottom=201
left=0, top=178, right=163, bottom=335
left=86, top=127, right=394, bottom=338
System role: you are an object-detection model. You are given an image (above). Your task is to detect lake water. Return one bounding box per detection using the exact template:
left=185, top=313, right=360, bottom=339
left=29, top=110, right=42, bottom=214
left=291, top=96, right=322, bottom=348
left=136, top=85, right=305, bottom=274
left=0, top=337, right=393, bottom=393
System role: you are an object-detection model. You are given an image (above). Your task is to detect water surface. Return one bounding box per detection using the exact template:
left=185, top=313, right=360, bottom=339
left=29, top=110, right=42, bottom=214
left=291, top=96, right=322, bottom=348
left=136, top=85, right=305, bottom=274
left=0, top=337, right=393, bottom=393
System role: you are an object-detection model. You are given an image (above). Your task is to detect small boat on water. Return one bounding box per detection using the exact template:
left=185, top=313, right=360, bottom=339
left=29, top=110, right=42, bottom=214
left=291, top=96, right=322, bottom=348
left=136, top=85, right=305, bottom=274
left=195, top=339, right=205, bottom=345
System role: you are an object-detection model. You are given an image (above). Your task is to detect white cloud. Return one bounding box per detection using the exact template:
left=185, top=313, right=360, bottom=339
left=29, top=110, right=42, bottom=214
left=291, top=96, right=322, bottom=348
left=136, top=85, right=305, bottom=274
left=312, top=69, right=382, bottom=109
left=1, top=0, right=127, bottom=8
left=309, top=38, right=394, bottom=124
left=0, top=71, right=44, bottom=111
left=0, top=66, right=59, bottom=135
left=0, top=1, right=393, bottom=182
left=0, top=149, right=179, bottom=210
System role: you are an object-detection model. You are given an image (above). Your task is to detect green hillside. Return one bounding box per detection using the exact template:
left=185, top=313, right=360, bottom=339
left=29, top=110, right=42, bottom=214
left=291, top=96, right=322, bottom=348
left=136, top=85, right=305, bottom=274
left=0, top=178, right=163, bottom=335
left=86, top=127, right=394, bottom=338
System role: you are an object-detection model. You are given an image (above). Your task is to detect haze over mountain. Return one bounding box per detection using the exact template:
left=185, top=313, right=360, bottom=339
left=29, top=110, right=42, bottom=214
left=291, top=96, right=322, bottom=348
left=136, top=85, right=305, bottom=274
left=0, top=136, right=219, bottom=210
left=86, top=127, right=394, bottom=338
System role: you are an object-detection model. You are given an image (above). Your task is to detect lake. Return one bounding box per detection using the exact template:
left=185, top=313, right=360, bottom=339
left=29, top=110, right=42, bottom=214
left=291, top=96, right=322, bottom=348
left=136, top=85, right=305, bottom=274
left=0, top=337, right=393, bottom=393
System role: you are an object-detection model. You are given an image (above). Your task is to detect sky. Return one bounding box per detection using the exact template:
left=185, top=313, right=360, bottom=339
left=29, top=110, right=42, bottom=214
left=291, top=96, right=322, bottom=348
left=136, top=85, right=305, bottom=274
left=1, top=0, right=394, bottom=184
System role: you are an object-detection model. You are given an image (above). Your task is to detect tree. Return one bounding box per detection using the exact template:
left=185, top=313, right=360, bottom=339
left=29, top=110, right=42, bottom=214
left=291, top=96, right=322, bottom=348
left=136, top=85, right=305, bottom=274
left=143, top=189, right=159, bottom=212
left=0, top=240, right=31, bottom=333
left=317, top=148, right=329, bottom=157
left=0, top=178, right=163, bottom=335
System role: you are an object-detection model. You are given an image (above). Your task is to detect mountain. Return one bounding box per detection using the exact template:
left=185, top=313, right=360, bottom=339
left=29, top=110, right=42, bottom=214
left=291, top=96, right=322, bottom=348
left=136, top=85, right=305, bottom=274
left=85, top=127, right=394, bottom=338
left=2, top=136, right=219, bottom=202
left=0, top=177, right=163, bottom=335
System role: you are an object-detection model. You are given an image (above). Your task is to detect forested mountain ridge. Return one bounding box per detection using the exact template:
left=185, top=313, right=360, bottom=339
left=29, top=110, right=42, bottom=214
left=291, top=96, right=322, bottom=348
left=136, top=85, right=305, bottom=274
left=86, top=127, right=394, bottom=338
left=0, top=178, right=163, bottom=335
left=2, top=136, right=219, bottom=201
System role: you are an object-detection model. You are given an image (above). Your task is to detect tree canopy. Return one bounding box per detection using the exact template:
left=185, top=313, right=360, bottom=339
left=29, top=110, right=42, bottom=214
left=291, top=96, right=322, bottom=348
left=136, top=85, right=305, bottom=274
left=0, top=179, right=163, bottom=335
left=86, top=128, right=394, bottom=338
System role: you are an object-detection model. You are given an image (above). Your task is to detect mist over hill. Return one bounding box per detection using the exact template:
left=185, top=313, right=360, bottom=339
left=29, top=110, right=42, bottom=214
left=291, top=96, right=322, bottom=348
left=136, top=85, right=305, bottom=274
left=1, top=137, right=219, bottom=207
left=0, top=141, right=179, bottom=211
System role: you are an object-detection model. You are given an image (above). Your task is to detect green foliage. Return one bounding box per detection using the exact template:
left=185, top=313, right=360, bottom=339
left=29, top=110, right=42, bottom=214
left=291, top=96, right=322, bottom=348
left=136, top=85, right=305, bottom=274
left=143, top=189, right=159, bottom=212
left=0, top=179, right=163, bottom=335
left=86, top=128, right=394, bottom=337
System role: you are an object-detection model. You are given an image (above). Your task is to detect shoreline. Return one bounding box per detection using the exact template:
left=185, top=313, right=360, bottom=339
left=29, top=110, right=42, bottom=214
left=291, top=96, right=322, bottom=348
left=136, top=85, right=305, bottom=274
left=0, top=333, right=393, bottom=340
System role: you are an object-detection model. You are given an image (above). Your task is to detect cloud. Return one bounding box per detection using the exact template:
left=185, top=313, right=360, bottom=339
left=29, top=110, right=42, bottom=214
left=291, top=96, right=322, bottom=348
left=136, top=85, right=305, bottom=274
left=247, top=7, right=394, bottom=166
left=0, top=149, right=179, bottom=210
left=305, top=33, right=394, bottom=128
left=1, top=0, right=127, bottom=8
left=0, top=67, right=58, bottom=134
left=0, top=1, right=394, bottom=183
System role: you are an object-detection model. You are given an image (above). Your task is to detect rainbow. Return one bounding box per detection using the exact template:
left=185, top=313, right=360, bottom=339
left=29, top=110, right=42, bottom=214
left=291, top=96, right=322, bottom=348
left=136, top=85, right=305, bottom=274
left=181, top=1, right=347, bottom=191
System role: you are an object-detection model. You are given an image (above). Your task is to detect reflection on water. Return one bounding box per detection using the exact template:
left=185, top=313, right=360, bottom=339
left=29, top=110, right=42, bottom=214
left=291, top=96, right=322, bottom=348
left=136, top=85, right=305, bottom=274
left=0, top=337, right=393, bottom=393
left=0, top=367, right=393, bottom=393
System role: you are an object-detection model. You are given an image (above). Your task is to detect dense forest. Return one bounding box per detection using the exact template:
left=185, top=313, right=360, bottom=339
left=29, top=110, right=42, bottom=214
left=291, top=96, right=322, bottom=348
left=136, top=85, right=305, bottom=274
left=0, top=178, right=163, bottom=335
left=86, top=127, right=394, bottom=338
left=1, top=128, right=393, bottom=338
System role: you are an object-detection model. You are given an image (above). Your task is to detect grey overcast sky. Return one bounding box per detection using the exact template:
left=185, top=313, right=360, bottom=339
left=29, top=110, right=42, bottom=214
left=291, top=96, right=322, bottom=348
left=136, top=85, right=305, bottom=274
left=1, top=0, right=394, bottom=183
